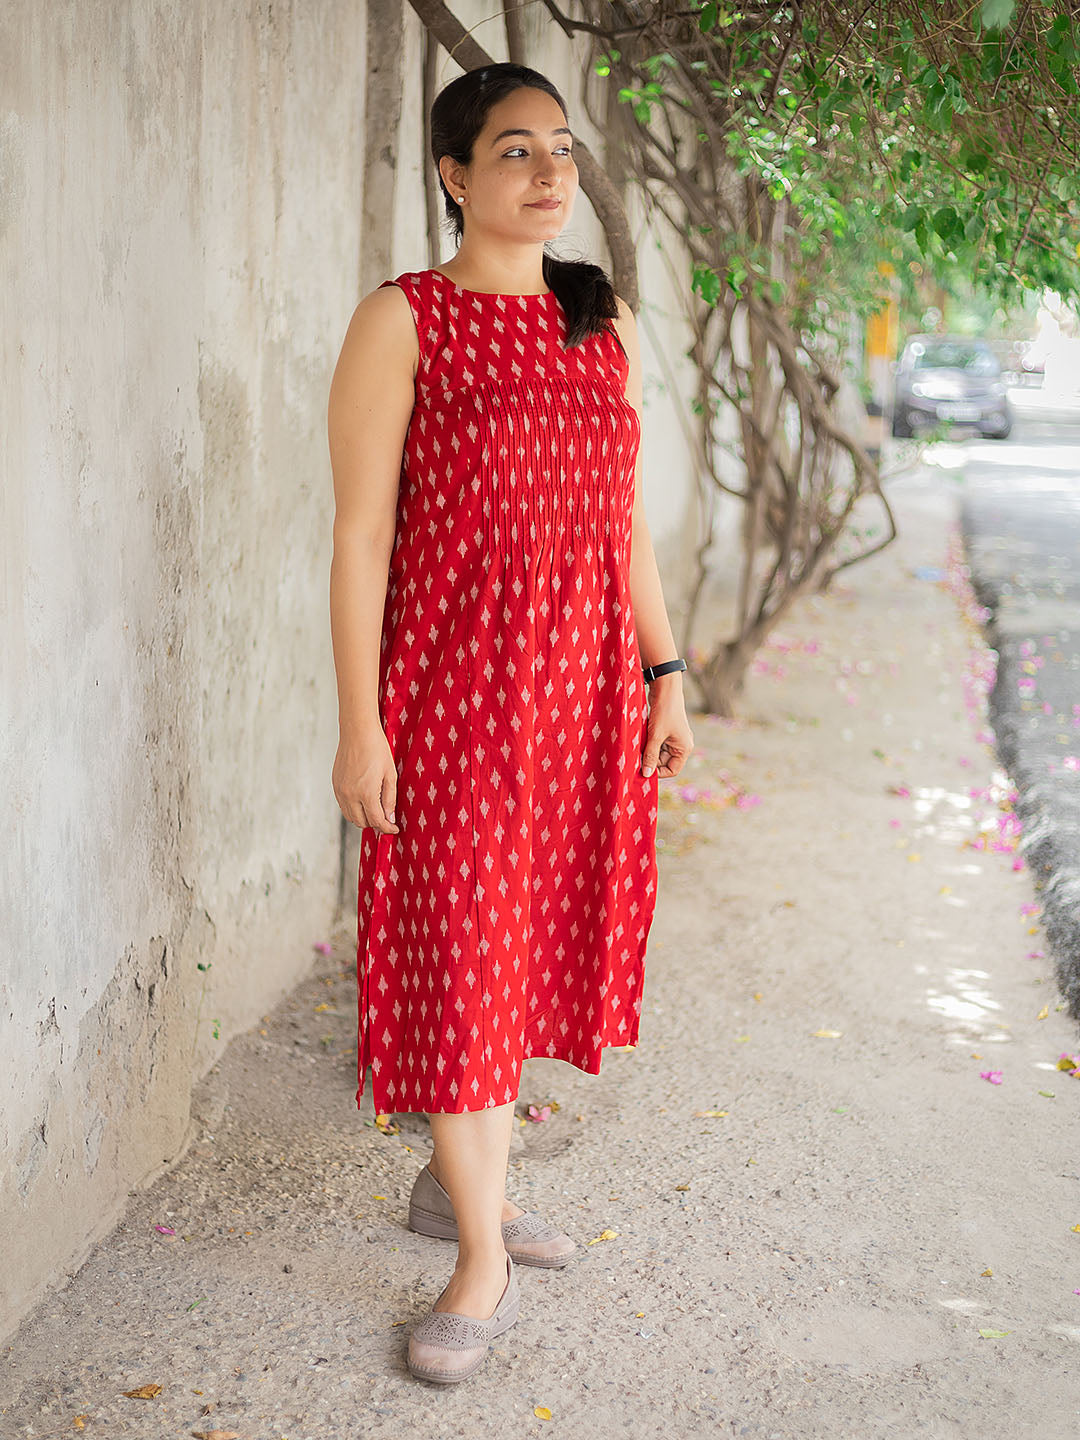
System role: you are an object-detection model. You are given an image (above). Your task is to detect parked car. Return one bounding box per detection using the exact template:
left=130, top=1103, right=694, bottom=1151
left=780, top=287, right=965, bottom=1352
left=891, top=334, right=1013, bottom=439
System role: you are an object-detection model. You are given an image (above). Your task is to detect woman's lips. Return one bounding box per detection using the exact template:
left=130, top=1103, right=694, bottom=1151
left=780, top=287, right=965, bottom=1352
left=527, top=199, right=561, bottom=209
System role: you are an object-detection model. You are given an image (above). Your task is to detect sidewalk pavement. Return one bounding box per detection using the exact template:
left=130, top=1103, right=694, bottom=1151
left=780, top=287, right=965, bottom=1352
left=3, top=475, right=1078, bottom=1440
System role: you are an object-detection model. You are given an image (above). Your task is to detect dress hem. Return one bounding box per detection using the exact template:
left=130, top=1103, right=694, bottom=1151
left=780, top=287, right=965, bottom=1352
left=354, top=1031, right=641, bottom=1116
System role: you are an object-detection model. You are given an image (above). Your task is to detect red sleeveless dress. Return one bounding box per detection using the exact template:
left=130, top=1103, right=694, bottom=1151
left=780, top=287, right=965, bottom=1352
left=355, top=267, right=659, bottom=1114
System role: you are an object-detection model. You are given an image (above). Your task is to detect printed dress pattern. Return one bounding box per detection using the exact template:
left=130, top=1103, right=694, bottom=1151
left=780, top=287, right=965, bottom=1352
left=355, top=267, right=659, bottom=1114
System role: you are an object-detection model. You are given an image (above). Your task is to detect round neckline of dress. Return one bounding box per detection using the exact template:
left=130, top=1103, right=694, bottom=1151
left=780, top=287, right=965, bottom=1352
left=428, top=268, right=555, bottom=301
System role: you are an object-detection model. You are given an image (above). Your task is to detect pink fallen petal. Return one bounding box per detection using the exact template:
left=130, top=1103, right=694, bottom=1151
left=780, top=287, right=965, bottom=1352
left=979, top=1070, right=1003, bottom=1084
left=154, top=1225, right=176, bottom=1235
left=313, top=941, right=333, bottom=955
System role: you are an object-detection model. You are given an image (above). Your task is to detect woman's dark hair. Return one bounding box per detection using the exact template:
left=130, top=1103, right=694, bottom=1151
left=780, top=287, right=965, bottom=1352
left=429, top=63, right=619, bottom=350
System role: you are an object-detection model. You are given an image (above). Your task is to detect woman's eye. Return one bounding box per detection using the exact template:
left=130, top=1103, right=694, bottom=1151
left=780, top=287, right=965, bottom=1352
left=503, top=146, right=573, bottom=158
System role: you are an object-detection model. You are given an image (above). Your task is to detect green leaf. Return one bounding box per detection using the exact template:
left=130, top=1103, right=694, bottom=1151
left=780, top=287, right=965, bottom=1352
left=932, top=206, right=958, bottom=239
left=726, top=260, right=749, bottom=293
left=692, top=265, right=723, bottom=307
left=900, top=204, right=923, bottom=233
left=980, top=0, right=1014, bottom=32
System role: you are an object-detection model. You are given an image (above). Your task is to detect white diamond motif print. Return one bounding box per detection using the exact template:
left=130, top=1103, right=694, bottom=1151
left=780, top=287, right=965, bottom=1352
left=354, top=268, right=659, bottom=1114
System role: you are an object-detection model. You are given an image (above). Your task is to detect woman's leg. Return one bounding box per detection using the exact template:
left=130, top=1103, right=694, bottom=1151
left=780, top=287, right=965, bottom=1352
left=426, top=1101, right=517, bottom=1318
left=427, top=1138, right=524, bottom=1224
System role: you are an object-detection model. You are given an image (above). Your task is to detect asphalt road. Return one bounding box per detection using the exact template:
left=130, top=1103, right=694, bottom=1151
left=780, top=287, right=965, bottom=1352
left=957, top=387, right=1080, bottom=1022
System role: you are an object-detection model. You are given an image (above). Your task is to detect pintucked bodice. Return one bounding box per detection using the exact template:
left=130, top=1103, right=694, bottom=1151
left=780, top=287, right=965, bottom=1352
left=379, top=269, right=641, bottom=566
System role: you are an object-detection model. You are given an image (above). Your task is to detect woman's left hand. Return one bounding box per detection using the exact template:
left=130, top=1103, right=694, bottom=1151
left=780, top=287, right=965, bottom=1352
left=641, top=686, right=695, bottom=779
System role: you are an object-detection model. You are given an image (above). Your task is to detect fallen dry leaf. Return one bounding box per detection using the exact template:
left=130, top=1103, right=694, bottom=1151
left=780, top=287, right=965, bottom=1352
left=191, top=1431, right=242, bottom=1440
left=586, top=1229, right=619, bottom=1245
left=122, top=1384, right=162, bottom=1399
left=693, top=1109, right=728, bottom=1118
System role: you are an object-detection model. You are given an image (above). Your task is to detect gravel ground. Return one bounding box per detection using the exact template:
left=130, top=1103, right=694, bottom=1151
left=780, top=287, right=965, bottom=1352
left=3, top=475, right=1078, bottom=1439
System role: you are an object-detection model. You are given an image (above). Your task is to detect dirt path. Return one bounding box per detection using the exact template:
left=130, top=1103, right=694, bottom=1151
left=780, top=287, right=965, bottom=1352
left=3, top=474, right=1078, bottom=1439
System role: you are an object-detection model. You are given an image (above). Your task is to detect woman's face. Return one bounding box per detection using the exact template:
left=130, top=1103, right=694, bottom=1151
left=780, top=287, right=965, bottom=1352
left=448, top=86, right=578, bottom=241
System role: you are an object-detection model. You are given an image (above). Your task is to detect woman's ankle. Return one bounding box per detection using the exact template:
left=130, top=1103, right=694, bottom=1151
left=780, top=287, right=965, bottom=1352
left=454, top=1243, right=509, bottom=1271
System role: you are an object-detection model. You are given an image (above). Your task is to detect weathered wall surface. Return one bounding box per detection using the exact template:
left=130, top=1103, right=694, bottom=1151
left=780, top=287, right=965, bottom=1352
left=0, top=0, right=366, bottom=1335
left=0, top=1, right=701, bottom=1341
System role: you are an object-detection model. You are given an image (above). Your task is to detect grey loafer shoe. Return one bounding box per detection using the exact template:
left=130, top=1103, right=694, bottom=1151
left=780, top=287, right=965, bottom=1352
left=408, top=1163, right=577, bottom=1267
left=407, top=1253, right=519, bottom=1383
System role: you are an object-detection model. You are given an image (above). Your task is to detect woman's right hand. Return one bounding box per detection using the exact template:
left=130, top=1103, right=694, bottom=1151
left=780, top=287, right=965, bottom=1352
left=332, top=727, right=401, bottom=835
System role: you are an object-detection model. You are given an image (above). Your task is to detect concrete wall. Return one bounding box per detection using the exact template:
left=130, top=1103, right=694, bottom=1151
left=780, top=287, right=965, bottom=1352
left=0, top=0, right=700, bottom=1340
left=0, top=0, right=366, bottom=1334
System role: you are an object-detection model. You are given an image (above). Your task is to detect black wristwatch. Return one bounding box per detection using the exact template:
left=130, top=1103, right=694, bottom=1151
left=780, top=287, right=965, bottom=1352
left=642, top=657, right=687, bottom=684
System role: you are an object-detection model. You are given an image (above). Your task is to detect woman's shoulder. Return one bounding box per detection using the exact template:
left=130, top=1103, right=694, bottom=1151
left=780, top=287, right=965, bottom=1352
left=609, top=293, right=635, bottom=343
left=375, top=268, right=442, bottom=303
left=604, top=294, right=638, bottom=377
left=336, top=278, right=422, bottom=380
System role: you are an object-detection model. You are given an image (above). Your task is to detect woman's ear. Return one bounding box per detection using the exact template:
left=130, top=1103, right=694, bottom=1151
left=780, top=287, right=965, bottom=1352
left=437, top=156, right=463, bottom=196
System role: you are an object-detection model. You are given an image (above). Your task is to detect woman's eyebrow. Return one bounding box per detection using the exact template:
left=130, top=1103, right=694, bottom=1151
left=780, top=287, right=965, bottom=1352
left=490, top=126, right=573, bottom=146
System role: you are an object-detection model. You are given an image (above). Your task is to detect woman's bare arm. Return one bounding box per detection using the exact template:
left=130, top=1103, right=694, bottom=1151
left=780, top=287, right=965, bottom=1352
left=326, top=284, right=418, bottom=831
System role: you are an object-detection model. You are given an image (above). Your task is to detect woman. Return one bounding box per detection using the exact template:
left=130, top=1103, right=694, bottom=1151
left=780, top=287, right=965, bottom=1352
left=327, top=62, right=693, bottom=1384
